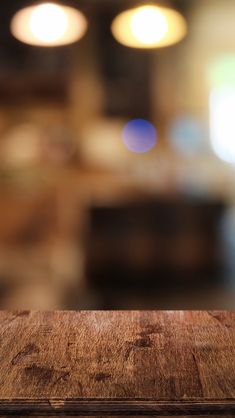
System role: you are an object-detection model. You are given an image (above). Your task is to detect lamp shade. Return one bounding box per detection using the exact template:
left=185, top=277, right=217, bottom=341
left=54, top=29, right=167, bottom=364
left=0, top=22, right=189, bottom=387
left=111, top=4, right=187, bottom=49
left=11, top=2, right=87, bottom=47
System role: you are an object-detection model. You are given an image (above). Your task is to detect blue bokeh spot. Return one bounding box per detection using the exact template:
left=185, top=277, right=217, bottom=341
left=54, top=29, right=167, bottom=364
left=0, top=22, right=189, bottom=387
left=122, top=119, right=157, bottom=153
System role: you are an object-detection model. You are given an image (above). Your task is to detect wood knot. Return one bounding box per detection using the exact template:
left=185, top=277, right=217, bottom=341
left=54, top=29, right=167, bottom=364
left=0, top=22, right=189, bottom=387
left=133, top=336, right=152, bottom=348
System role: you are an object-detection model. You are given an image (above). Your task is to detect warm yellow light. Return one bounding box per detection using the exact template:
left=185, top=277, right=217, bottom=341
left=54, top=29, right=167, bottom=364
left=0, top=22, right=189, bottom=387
left=11, top=2, right=87, bottom=47
left=111, top=5, right=187, bottom=49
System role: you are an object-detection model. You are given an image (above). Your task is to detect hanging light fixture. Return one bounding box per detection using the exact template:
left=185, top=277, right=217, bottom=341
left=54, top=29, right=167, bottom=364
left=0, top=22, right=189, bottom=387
left=111, top=3, right=187, bottom=49
left=10, top=2, right=87, bottom=47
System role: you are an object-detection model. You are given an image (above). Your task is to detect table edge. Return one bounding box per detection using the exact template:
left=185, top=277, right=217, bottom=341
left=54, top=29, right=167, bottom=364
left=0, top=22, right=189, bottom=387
left=0, top=399, right=235, bottom=416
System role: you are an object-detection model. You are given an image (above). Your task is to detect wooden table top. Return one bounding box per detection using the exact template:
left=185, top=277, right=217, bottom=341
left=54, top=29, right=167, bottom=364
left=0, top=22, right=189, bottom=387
left=0, top=310, right=234, bottom=416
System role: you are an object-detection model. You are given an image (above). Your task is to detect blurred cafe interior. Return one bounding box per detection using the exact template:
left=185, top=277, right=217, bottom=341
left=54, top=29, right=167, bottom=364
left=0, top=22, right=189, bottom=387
left=0, top=0, right=235, bottom=309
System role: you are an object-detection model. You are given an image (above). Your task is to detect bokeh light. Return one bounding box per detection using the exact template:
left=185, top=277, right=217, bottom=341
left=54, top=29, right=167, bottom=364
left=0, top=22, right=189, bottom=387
left=111, top=5, right=187, bottom=49
left=208, top=55, right=235, bottom=87
left=1, top=124, right=42, bottom=167
left=122, top=119, right=157, bottom=153
left=168, top=116, right=205, bottom=157
left=11, top=3, right=87, bottom=47
left=131, top=6, right=168, bottom=45
left=210, top=85, right=235, bottom=164
left=208, top=56, right=235, bottom=164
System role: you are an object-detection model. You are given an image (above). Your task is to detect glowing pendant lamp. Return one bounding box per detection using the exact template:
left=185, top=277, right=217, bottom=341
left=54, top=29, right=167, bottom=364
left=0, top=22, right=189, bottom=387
left=11, top=2, right=87, bottom=47
left=111, top=3, right=187, bottom=49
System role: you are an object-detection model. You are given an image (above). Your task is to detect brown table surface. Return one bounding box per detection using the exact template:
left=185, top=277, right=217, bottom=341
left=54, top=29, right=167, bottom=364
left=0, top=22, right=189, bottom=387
left=0, top=310, right=234, bottom=416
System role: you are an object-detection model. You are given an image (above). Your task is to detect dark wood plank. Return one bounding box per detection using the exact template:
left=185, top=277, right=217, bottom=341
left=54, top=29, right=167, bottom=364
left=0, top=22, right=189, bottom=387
left=0, top=311, right=234, bottom=416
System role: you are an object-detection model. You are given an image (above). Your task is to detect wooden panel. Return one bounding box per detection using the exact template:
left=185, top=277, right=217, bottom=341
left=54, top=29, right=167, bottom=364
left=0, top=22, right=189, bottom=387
left=0, top=311, right=234, bottom=416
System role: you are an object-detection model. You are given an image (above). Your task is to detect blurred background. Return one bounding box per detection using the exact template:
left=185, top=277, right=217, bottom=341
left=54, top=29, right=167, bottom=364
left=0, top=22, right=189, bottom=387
left=0, top=0, right=235, bottom=309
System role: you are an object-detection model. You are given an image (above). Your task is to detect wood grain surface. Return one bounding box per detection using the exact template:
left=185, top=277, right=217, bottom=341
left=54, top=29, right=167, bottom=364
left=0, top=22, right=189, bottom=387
left=0, top=311, right=234, bottom=416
